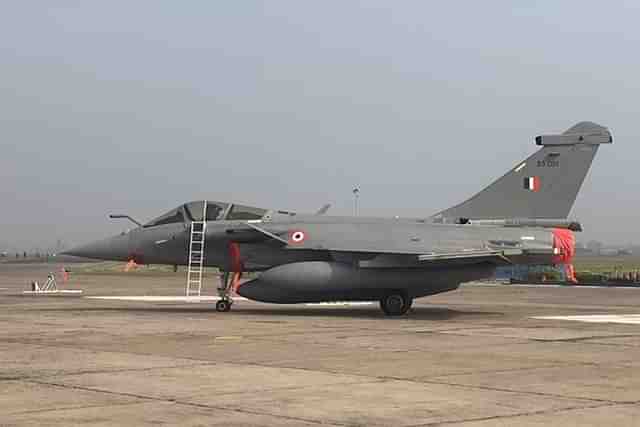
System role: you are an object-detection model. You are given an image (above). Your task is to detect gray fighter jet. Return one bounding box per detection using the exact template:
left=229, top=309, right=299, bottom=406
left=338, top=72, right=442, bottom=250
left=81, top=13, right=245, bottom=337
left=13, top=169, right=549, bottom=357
left=66, top=122, right=612, bottom=315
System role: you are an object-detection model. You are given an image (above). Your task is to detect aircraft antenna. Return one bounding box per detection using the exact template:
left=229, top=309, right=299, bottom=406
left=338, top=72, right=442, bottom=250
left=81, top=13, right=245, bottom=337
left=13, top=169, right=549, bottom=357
left=353, top=188, right=360, bottom=216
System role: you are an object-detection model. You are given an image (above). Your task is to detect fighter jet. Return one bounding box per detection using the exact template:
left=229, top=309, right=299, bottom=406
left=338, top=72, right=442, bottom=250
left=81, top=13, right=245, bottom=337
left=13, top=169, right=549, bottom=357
left=66, top=122, right=612, bottom=315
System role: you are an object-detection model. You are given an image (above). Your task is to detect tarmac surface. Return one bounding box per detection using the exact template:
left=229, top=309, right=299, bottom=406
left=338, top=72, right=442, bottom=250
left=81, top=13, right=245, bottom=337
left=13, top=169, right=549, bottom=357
left=2, top=263, right=640, bottom=426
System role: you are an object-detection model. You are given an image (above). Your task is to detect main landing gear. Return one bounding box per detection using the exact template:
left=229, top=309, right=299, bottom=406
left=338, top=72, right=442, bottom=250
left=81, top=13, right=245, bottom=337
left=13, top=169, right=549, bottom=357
left=216, top=271, right=234, bottom=312
left=380, top=292, right=413, bottom=316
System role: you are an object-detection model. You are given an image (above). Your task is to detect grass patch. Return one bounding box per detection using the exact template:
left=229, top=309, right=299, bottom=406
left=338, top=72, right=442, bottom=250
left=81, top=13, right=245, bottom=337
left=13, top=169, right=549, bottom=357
left=574, top=255, right=640, bottom=274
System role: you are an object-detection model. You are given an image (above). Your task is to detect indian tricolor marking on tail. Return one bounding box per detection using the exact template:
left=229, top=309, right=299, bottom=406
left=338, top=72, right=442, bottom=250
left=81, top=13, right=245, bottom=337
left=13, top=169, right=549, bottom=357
left=523, top=176, right=540, bottom=192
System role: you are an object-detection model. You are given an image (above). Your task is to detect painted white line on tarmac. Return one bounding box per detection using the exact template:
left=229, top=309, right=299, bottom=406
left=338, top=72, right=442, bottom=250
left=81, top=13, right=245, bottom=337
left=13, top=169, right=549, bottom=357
left=86, top=296, right=248, bottom=302
left=86, top=296, right=371, bottom=306
left=516, top=285, right=640, bottom=289
left=475, top=283, right=640, bottom=289
left=305, top=302, right=374, bottom=307
left=533, top=314, right=640, bottom=325
left=23, top=290, right=83, bottom=294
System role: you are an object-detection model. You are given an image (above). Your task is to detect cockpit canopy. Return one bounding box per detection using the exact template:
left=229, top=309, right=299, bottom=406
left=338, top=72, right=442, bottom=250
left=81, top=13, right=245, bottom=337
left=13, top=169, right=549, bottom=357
left=184, top=200, right=228, bottom=222
left=143, top=200, right=268, bottom=228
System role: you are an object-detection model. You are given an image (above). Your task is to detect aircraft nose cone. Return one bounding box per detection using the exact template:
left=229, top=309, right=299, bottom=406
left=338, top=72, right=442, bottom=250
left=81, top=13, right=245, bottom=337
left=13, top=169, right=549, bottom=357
left=63, top=233, right=130, bottom=261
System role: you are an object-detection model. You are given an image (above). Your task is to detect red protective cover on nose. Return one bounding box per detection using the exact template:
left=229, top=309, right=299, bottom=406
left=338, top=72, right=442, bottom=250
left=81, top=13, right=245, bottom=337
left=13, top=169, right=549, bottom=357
left=552, top=228, right=577, bottom=283
left=228, top=242, right=244, bottom=292
left=228, top=242, right=243, bottom=272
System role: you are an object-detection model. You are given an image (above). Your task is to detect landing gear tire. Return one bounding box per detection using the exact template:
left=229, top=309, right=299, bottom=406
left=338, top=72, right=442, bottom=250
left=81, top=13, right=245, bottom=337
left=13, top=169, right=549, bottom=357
left=380, top=293, right=412, bottom=316
left=216, top=299, right=232, bottom=312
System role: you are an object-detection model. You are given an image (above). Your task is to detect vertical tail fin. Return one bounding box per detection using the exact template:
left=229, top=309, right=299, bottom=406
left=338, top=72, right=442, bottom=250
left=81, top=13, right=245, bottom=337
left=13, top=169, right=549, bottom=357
left=432, top=122, right=612, bottom=222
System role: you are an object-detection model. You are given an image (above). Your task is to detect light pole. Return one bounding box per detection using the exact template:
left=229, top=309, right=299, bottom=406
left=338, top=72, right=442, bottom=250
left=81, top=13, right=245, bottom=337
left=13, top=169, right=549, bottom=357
left=353, top=187, right=360, bottom=216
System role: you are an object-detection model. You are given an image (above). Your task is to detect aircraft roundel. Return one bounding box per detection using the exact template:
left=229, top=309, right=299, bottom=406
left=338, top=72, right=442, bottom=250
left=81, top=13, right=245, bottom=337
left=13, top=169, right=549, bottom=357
left=289, top=230, right=307, bottom=244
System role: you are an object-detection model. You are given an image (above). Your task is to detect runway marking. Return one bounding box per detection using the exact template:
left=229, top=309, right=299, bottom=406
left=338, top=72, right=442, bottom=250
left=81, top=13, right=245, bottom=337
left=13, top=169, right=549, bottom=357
left=24, top=290, right=83, bottom=295
left=86, top=296, right=370, bottom=306
left=213, top=336, right=243, bottom=341
left=304, top=302, right=374, bottom=307
left=86, top=296, right=248, bottom=302
left=533, top=314, right=640, bottom=325
left=476, top=283, right=640, bottom=290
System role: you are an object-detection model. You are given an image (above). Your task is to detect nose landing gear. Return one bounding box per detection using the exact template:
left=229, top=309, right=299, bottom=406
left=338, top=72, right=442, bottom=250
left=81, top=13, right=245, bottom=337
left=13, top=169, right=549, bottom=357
left=380, top=292, right=412, bottom=316
left=215, top=298, right=232, bottom=312
left=216, top=271, right=237, bottom=312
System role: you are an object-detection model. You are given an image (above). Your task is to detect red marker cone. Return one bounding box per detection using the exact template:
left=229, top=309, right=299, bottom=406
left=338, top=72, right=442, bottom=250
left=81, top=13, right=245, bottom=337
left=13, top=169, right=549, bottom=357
left=60, top=267, right=69, bottom=282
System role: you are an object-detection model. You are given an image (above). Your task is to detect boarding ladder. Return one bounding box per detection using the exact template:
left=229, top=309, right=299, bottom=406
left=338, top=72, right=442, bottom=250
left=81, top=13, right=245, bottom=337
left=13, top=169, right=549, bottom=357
left=185, top=201, right=207, bottom=297
left=33, top=273, right=58, bottom=292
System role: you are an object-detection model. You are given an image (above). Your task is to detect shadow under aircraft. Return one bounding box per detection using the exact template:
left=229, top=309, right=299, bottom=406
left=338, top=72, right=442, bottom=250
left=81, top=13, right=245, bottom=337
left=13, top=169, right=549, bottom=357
left=66, top=122, right=612, bottom=316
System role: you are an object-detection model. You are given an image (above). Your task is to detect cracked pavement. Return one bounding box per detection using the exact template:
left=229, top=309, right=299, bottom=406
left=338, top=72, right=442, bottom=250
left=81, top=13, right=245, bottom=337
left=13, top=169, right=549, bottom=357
left=1, top=264, right=640, bottom=426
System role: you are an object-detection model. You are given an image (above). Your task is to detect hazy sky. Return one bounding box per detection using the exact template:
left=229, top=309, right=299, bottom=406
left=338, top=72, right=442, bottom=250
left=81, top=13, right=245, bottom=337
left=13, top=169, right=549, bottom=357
left=1, top=1, right=639, bottom=251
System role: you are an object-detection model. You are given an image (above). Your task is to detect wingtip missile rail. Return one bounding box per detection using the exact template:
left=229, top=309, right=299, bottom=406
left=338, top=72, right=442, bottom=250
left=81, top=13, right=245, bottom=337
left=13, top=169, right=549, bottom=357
left=466, top=218, right=582, bottom=232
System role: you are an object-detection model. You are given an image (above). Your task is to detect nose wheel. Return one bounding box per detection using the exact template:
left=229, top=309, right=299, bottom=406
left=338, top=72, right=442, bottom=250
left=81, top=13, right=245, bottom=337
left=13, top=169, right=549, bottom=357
left=216, top=271, right=235, bottom=312
left=380, top=292, right=412, bottom=316
left=215, top=299, right=232, bottom=312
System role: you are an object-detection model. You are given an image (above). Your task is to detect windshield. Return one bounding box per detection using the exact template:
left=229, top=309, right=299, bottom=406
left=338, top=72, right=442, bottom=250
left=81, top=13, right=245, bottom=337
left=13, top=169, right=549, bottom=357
left=143, top=208, right=185, bottom=228
left=184, top=201, right=229, bottom=221
left=226, top=204, right=267, bottom=220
